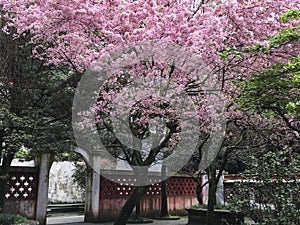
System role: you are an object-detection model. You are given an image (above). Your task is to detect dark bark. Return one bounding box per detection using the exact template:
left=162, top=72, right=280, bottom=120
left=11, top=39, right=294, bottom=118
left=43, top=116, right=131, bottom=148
left=160, top=180, right=169, bottom=217
left=195, top=170, right=209, bottom=205
left=206, top=162, right=217, bottom=225
left=196, top=181, right=203, bottom=205
left=135, top=200, right=141, bottom=219
left=114, top=186, right=147, bottom=225
left=160, top=163, right=169, bottom=218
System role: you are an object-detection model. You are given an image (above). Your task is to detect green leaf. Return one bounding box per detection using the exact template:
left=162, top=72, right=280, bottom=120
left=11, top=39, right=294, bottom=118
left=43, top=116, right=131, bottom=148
left=280, top=9, right=300, bottom=23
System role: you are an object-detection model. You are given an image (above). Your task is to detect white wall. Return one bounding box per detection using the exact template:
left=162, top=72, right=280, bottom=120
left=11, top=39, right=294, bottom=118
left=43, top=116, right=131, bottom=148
left=0, top=158, right=36, bottom=167
left=48, top=161, right=85, bottom=203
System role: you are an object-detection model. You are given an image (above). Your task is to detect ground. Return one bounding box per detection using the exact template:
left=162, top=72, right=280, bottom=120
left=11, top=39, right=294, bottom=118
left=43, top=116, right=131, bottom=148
left=47, top=212, right=256, bottom=225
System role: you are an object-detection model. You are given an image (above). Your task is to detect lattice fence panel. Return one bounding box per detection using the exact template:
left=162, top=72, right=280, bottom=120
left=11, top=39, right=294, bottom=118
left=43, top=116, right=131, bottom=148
left=166, top=176, right=196, bottom=196
left=100, top=175, right=136, bottom=198
left=100, top=175, right=198, bottom=199
left=5, top=172, right=38, bottom=201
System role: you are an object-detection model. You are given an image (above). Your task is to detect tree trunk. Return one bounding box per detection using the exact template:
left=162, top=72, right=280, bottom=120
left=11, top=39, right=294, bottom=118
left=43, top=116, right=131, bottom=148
left=196, top=181, right=203, bottom=205
left=206, top=162, right=217, bottom=225
left=193, top=171, right=206, bottom=205
left=160, top=179, right=169, bottom=217
left=114, top=186, right=147, bottom=225
left=0, top=153, right=14, bottom=213
left=160, top=163, right=169, bottom=218
left=135, top=200, right=141, bottom=219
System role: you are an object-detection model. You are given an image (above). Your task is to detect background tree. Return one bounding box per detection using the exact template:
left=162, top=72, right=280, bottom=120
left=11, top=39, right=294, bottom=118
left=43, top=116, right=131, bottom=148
left=0, top=17, right=76, bottom=212
left=237, top=9, right=300, bottom=133
left=226, top=9, right=300, bottom=225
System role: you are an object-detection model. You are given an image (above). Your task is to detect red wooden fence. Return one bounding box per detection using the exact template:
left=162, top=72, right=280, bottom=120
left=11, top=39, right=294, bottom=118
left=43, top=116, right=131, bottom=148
left=98, top=172, right=200, bottom=221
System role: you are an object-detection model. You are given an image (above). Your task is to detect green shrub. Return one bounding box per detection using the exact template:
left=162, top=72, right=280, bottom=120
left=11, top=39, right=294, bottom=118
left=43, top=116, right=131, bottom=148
left=228, top=150, right=300, bottom=225
left=0, top=214, right=28, bottom=225
left=191, top=204, right=231, bottom=210
left=72, top=162, right=87, bottom=190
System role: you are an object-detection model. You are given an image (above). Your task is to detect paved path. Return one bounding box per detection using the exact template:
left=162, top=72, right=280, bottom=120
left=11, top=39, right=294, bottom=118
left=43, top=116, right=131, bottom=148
left=47, top=213, right=188, bottom=225
left=47, top=212, right=254, bottom=225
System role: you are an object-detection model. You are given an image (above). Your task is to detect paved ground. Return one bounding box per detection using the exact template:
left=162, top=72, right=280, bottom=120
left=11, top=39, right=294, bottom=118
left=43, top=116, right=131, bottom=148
left=47, top=212, right=255, bottom=225
left=47, top=213, right=188, bottom=225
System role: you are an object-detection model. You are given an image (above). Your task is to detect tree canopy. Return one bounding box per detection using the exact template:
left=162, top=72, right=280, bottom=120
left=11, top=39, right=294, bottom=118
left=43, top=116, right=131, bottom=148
left=0, top=1, right=299, bottom=224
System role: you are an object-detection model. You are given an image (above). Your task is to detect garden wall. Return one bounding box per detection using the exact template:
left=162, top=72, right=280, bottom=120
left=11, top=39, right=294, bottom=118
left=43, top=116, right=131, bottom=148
left=98, top=172, right=200, bottom=221
left=2, top=166, right=39, bottom=219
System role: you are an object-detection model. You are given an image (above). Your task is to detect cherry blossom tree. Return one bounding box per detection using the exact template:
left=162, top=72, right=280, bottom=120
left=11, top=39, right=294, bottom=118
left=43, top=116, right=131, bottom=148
left=1, top=0, right=299, bottom=224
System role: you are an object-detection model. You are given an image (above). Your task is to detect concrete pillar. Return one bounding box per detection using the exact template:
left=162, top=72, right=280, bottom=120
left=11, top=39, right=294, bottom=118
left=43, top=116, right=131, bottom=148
left=74, top=147, right=101, bottom=222
left=36, top=153, right=53, bottom=225
left=85, top=165, right=100, bottom=222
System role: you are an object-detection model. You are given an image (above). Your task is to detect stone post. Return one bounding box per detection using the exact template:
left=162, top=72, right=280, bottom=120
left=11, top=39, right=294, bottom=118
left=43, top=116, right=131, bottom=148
left=74, top=147, right=101, bottom=222
left=85, top=165, right=100, bottom=222
left=36, top=153, right=53, bottom=225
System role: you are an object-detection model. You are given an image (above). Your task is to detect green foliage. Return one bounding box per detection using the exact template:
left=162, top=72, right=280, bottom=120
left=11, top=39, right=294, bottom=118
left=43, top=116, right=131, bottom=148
left=55, top=152, right=81, bottom=162
left=72, top=162, right=87, bottom=190
left=234, top=10, right=300, bottom=126
left=14, top=148, right=31, bottom=161
left=268, top=26, right=300, bottom=49
left=245, top=10, right=300, bottom=51
left=222, top=10, right=300, bottom=224
left=228, top=150, right=300, bottom=225
left=236, top=62, right=300, bottom=118
left=217, top=47, right=244, bottom=61
left=0, top=20, right=77, bottom=209
left=191, top=204, right=231, bottom=210
left=0, top=108, right=34, bottom=155
left=0, top=29, right=76, bottom=157
left=222, top=10, right=300, bottom=126
left=0, top=214, right=28, bottom=225
left=280, top=9, right=300, bottom=23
